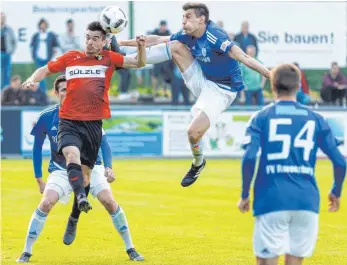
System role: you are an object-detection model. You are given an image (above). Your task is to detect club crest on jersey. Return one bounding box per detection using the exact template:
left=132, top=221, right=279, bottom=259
left=202, top=48, right=206, bottom=57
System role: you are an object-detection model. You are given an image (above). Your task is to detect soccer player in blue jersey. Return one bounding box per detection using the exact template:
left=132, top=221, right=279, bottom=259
left=239, top=64, right=346, bottom=265
left=119, top=2, right=270, bottom=187
left=17, top=75, right=144, bottom=263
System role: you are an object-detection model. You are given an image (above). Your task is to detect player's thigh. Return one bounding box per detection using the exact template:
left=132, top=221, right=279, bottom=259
left=45, top=170, right=73, bottom=204
left=169, top=41, right=194, bottom=73
left=288, top=211, right=319, bottom=258
left=253, top=211, right=291, bottom=259
left=80, top=120, right=103, bottom=169
left=192, top=81, right=237, bottom=127
left=90, top=165, right=111, bottom=198
left=58, top=119, right=82, bottom=158
left=180, top=59, right=205, bottom=97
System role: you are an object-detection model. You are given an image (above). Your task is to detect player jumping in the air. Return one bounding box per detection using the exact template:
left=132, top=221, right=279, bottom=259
left=17, top=75, right=144, bottom=263
left=239, top=64, right=346, bottom=265
left=22, top=21, right=147, bottom=213
left=119, top=2, right=270, bottom=187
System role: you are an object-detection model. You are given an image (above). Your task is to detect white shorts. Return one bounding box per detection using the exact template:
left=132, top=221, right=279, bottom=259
left=253, top=211, right=319, bottom=259
left=182, top=60, right=237, bottom=126
left=45, top=165, right=111, bottom=204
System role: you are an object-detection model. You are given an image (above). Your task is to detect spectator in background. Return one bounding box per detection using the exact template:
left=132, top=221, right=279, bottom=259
left=171, top=65, right=190, bottom=105
left=320, top=62, right=347, bottom=106
left=151, top=20, right=173, bottom=98
left=1, top=75, right=25, bottom=105
left=234, top=21, right=258, bottom=55
left=1, top=12, right=17, bottom=89
left=241, top=45, right=265, bottom=105
left=59, top=19, right=81, bottom=53
left=23, top=87, right=48, bottom=106
left=30, top=18, right=59, bottom=92
left=216, top=20, right=224, bottom=29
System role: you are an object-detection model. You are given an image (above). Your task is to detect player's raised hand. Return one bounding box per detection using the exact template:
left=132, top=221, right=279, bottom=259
left=136, top=35, right=146, bottom=47
left=36, top=178, right=46, bottom=194
left=22, top=79, right=39, bottom=91
left=238, top=198, right=250, bottom=213
left=328, top=193, right=340, bottom=212
left=105, top=167, right=116, bottom=183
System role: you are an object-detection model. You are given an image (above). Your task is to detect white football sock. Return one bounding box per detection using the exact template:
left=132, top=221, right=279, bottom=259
left=191, top=140, right=204, bottom=166
left=111, top=206, right=134, bottom=250
left=124, top=43, right=172, bottom=64
left=23, top=208, right=48, bottom=254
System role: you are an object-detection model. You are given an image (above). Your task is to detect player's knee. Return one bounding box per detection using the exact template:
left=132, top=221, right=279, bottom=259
left=170, top=41, right=189, bottom=57
left=187, top=127, right=202, bottom=143
left=65, top=151, right=79, bottom=165
left=39, top=198, right=56, bottom=213
left=100, top=196, right=117, bottom=213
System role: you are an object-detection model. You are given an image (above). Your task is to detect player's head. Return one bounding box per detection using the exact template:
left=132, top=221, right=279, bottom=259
left=85, top=21, right=107, bottom=56
left=182, top=2, right=209, bottom=35
left=53, top=75, right=67, bottom=105
left=270, top=64, right=301, bottom=98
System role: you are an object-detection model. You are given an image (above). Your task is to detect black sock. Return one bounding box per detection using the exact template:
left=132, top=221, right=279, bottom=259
left=67, top=163, right=85, bottom=198
left=70, top=184, right=91, bottom=219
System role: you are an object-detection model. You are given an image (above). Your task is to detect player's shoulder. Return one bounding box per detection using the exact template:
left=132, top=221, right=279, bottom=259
left=247, top=103, right=275, bottom=128
left=37, top=105, right=59, bottom=120
left=206, top=20, right=229, bottom=40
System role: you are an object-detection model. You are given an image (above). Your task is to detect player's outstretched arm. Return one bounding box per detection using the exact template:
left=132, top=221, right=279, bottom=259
left=229, top=45, right=270, bottom=79
left=122, top=35, right=147, bottom=68
left=119, top=35, right=170, bottom=47
left=22, top=66, right=53, bottom=90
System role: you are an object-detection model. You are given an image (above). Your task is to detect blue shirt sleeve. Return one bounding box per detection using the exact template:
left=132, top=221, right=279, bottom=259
left=317, top=117, right=346, bottom=197
left=170, top=30, right=191, bottom=45
left=241, top=113, right=262, bottom=199
left=207, top=29, right=234, bottom=55
left=100, top=129, right=112, bottom=169
left=31, top=115, right=47, bottom=178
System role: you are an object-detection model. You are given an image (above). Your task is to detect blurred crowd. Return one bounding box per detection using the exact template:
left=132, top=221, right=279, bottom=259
left=2, top=12, right=347, bottom=107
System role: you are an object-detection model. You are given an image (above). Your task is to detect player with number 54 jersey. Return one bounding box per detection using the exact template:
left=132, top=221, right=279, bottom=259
left=239, top=64, right=346, bottom=265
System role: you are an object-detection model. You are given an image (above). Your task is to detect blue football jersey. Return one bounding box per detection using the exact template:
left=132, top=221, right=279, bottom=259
left=31, top=105, right=102, bottom=174
left=244, top=101, right=344, bottom=216
left=170, top=20, right=244, bottom=92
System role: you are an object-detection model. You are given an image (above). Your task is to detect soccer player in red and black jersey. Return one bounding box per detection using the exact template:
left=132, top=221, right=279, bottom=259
left=22, top=21, right=147, bottom=213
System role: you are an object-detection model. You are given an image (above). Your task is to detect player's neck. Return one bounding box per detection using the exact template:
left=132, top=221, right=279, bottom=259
left=276, top=96, right=296, bottom=102
left=192, top=25, right=207, bottom=38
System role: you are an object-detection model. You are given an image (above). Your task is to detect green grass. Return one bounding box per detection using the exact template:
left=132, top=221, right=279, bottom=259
left=1, top=159, right=346, bottom=265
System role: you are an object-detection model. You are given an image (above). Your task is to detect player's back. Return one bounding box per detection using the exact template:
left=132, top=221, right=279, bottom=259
left=252, top=101, right=333, bottom=216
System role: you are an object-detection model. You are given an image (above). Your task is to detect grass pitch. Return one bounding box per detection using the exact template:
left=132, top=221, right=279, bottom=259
left=1, top=159, right=346, bottom=265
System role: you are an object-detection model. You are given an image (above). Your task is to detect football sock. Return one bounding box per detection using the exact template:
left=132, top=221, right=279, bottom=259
left=191, top=140, right=204, bottom=166
left=70, top=184, right=91, bottom=219
left=124, top=43, right=172, bottom=64
left=110, top=206, right=134, bottom=250
left=67, top=163, right=85, bottom=198
left=23, top=208, right=48, bottom=254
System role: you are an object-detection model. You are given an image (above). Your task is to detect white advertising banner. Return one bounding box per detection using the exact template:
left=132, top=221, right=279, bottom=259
left=163, top=111, right=347, bottom=158
left=135, top=1, right=346, bottom=69
left=2, top=1, right=129, bottom=63
left=21, top=111, right=51, bottom=154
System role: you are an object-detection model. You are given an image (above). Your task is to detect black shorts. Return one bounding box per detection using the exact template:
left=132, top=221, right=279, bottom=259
left=58, top=118, right=102, bottom=169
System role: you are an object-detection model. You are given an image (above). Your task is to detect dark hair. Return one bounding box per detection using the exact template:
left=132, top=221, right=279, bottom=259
left=87, top=21, right=107, bottom=39
left=66, top=19, right=73, bottom=24
left=160, top=20, right=167, bottom=26
left=271, top=64, right=301, bottom=96
left=331, top=61, right=338, bottom=67
left=54, top=75, right=66, bottom=93
left=182, top=2, right=209, bottom=24
left=38, top=18, right=48, bottom=29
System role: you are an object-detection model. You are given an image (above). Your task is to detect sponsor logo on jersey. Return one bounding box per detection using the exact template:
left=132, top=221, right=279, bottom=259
left=220, top=40, right=231, bottom=52
left=65, top=65, right=108, bottom=80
